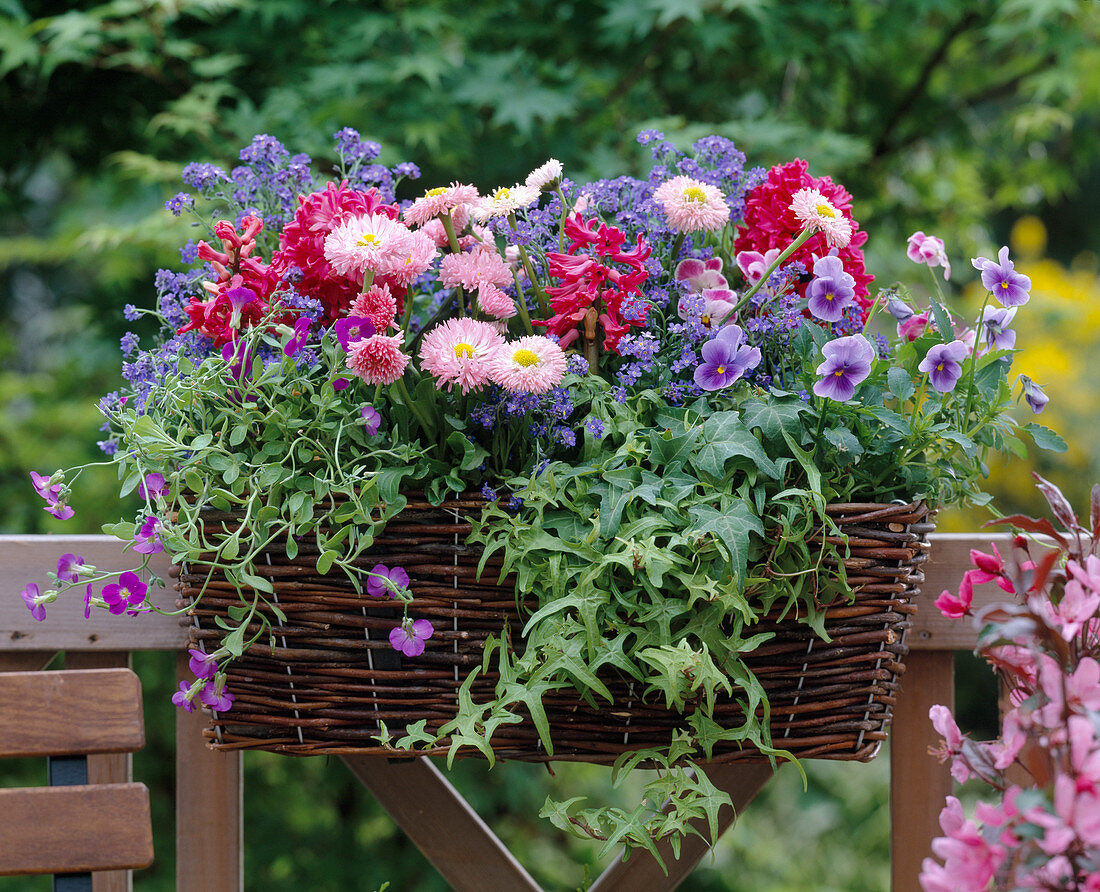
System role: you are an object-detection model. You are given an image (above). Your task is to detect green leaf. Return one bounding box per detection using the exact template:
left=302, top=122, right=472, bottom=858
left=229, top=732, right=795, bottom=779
left=886, top=366, right=915, bottom=401
left=740, top=398, right=810, bottom=445
left=928, top=297, right=955, bottom=342
left=241, top=573, right=274, bottom=594
left=316, top=549, right=338, bottom=575
left=823, top=427, right=863, bottom=456
left=694, top=412, right=778, bottom=479
left=687, top=501, right=764, bottom=585
left=1024, top=422, right=1067, bottom=452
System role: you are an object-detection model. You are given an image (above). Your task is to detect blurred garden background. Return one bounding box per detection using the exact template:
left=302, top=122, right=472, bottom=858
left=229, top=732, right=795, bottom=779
left=2, top=0, right=1100, bottom=888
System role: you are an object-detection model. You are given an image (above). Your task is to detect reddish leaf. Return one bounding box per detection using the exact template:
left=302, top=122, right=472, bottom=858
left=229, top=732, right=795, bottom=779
left=1033, top=472, right=1077, bottom=533
left=1091, top=483, right=1100, bottom=542
left=984, top=514, right=1068, bottom=550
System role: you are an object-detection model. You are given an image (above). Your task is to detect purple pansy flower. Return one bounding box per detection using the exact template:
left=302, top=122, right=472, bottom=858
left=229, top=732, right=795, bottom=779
left=389, top=617, right=434, bottom=657
left=972, top=246, right=1031, bottom=307
left=21, top=583, right=46, bottom=622
left=137, top=472, right=167, bottom=501
left=172, top=681, right=196, bottom=713
left=284, top=317, right=312, bottom=357
left=906, top=231, right=951, bottom=280
left=367, top=564, right=410, bottom=599
left=806, top=254, right=856, bottom=322
left=199, top=681, right=234, bottom=712
left=100, top=571, right=148, bottom=615
left=976, top=306, right=1017, bottom=354
left=918, top=340, right=970, bottom=393
left=692, top=324, right=762, bottom=391
left=132, top=516, right=164, bottom=555
left=1019, top=376, right=1050, bottom=414
left=56, top=553, right=84, bottom=584
left=361, top=406, right=381, bottom=436
left=886, top=295, right=915, bottom=324
left=333, top=315, right=376, bottom=351
left=813, top=335, right=875, bottom=401
left=188, top=648, right=219, bottom=680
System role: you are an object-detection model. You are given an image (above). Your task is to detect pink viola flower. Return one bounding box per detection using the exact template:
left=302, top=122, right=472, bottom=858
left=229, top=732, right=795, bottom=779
left=735, top=249, right=781, bottom=286
left=55, top=552, right=85, bottom=584
left=334, top=315, right=376, bottom=351
left=284, top=316, right=312, bottom=357
left=350, top=283, right=398, bottom=332
left=488, top=336, right=567, bottom=394
left=187, top=648, right=219, bottom=680
left=653, top=176, right=731, bottom=233
left=439, top=245, right=514, bottom=291
left=676, top=257, right=729, bottom=291
left=907, top=231, right=952, bottom=280
left=171, top=680, right=197, bottom=713
left=418, top=317, right=505, bottom=394
left=30, top=470, right=74, bottom=521
left=21, top=583, right=47, bottom=622
left=132, top=515, right=163, bottom=555
left=935, top=569, right=978, bottom=618
left=137, top=472, right=168, bottom=500
left=199, top=680, right=234, bottom=713
left=389, top=617, right=434, bottom=657
left=790, top=187, right=853, bottom=248
left=361, top=406, right=381, bottom=436
left=346, top=333, right=410, bottom=385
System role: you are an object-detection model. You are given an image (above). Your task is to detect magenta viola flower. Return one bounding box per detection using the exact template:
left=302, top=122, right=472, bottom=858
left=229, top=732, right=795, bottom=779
left=132, top=516, right=163, bottom=555
left=199, top=681, right=234, bottom=712
left=137, top=472, right=167, bottom=500
left=812, top=334, right=875, bottom=401
left=100, top=571, right=148, bottom=615
left=221, top=338, right=253, bottom=382
left=334, top=315, right=376, bottom=350
left=224, top=283, right=260, bottom=330
left=171, top=681, right=197, bottom=713
left=692, top=324, right=761, bottom=391
left=906, top=231, right=951, bottom=280
left=284, top=316, right=312, bottom=357
left=56, top=553, right=85, bottom=584
left=805, top=253, right=856, bottom=322
left=30, top=470, right=74, bottom=520
left=389, top=617, right=434, bottom=657
left=188, top=648, right=219, bottom=680
left=367, top=563, right=410, bottom=599
left=361, top=405, right=381, bottom=436
left=332, top=377, right=350, bottom=391
left=1019, top=376, right=1049, bottom=414
left=83, top=584, right=93, bottom=619
left=972, top=246, right=1031, bottom=307
left=21, top=583, right=46, bottom=622
left=919, top=340, right=969, bottom=392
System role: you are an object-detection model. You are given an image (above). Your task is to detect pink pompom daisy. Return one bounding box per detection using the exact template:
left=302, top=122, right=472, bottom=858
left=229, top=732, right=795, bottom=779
left=790, top=187, right=853, bottom=248
left=346, top=333, right=409, bottom=385
left=487, top=336, right=567, bottom=394
left=418, top=317, right=504, bottom=393
left=350, top=283, right=398, bottom=332
left=439, top=245, right=514, bottom=291
left=525, top=159, right=563, bottom=192
left=324, top=213, right=414, bottom=279
left=477, top=284, right=517, bottom=319
left=373, top=228, right=438, bottom=287
left=653, top=176, right=730, bottom=233
left=403, top=183, right=479, bottom=227
left=472, top=185, right=540, bottom=223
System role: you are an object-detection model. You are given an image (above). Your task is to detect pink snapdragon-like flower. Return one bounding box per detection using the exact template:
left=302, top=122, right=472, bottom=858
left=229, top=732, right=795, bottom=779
left=790, top=187, right=853, bottom=248
left=350, top=283, right=398, bottom=332
left=418, top=318, right=505, bottom=394
left=907, top=231, right=952, bottom=280
left=654, top=176, right=730, bottom=233
left=403, top=182, right=479, bottom=227
left=488, top=336, right=567, bottom=393
left=439, top=245, right=514, bottom=291
left=346, top=333, right=409, bottom=385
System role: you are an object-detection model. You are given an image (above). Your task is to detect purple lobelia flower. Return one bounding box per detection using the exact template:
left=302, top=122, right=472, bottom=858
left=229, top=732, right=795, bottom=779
left=283, top=317, right=312, bottom=357
left=101, top=571, right=148, bottom=615
left=188, top=648, right=219, bottom=680
left=806, top=253, right=856, bottom=322
left=56, top=553, right=85, bottom=584
left=21, top=583, right=46, bottom=622
left=199, top=681, right=234, bottom=712
left=919, top=340, right=970, bottom=392
left=976, top=306, right=1017, bottom=354
left=389, top=617, right=434, bottom=657
left=132, top=516, right=164, bottom=555
left=1019, top=376, right=1050, bottom=414
left=692, top=324, right=762, bottom=391
left=361, top=406, right=381, bottom=436
left=813, top=334, right=875, bottom=401
left=171, top=681, right=197, bottom=713
left=137, top=472, right=167, bottom=500
left=972, top=246, right=1031, bottom=307
left=906, top=231, right=951, bottom=280
left=334, top=315, right=376, bottom=351
left=367, top=564, right=410, bottom=599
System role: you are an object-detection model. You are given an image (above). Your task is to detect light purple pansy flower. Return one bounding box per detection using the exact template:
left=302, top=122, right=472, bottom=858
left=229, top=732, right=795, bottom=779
left=972, top=246, right=1031, bottom=307
left=907, top=231, right=951, bottom=280
left=171, top=681, right=196, bottom=713
left=361, top=406, right=381, bottom=436
left=886, top=295, right=915, bottom=324
left=976, top=306, right=1017, bottom=354
left=100, top=571, right=148, bottom=615
left=918, top=340, right=970, bottom=392
left=1019, top=376, right=1050, bottom=414
left=56, top=553, right=84, bottom=584
left=692, top=324, right=762, bottom=391
left=367, top=564, right=410, bottom=599
left=806, top=253, right=856, bottom=322
left=389, top=617, right=434, bottom=657
left=21, top=583, right=46, bottom=622
left=813, top=335, right=876, bottom=401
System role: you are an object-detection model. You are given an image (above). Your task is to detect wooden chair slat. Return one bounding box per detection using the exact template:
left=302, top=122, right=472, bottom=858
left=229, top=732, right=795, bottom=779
left=0, top=783, right=154, bottom=876
left=0, top=668, right=144, bottom=758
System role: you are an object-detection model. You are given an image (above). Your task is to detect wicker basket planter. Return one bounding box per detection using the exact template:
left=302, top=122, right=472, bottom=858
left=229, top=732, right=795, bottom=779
left=178, top=497, right=934, bottom=764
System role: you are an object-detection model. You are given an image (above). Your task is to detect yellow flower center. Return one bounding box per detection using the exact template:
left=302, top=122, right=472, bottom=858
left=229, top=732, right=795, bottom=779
left=682, top=186, right=707, bottom=203
left=1000, top=282, right=1009, bottom=289
left=825, top=292, right=834, bottom=301
left=715, top=365, right=726, bottom=375
left=815, top=203, right=837, bottom=219
left=357, top=233, right=380, bottom=247
left=937, top=363, right=945, bottom=371
left=453, top=343, right=475, bottom=359
left=834, top=370, right=844, bottom=377
left=701, top=313, right=711, bottom=325
left=493, top=187, right=511, bottom=201
left=425, top=187, right=447, bottom=198
left=513, top=348, right=540, bottom=367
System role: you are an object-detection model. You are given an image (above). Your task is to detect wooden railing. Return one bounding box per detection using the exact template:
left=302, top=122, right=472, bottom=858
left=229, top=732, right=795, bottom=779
left=0, top=532, right=1005, bottom=891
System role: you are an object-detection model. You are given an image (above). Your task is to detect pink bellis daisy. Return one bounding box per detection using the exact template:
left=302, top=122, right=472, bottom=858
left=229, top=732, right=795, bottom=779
left=372, top=228, right=437, bottom=287
left=350, top=283, right=398, bottom=332
left=403, top=182, right=479, bottom=227
left=654, top=176, right=730, bottom=233
left=439, top=245, right=514, bottom=291
left=488, top=336, right=567, bottom=394
left=419, top=318, right=505, bottom=394
left=525, top=159, right=563, bottom=192
left=472, top=185, right=540, bottom=223
left=346, top=333, right=410, bottom=385
left=790, top=187, right=853, bottom=248
left=476, top=284, right=517, bottom=319
left=324, top=213, right=413, bottom=280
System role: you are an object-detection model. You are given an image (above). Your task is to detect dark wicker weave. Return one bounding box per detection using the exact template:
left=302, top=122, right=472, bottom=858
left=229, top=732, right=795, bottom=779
left=179, top=497, right=933, bottom=763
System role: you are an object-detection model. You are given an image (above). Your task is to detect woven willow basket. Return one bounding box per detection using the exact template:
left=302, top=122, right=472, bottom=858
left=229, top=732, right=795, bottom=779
left=178, top=496, right=934, bottom=763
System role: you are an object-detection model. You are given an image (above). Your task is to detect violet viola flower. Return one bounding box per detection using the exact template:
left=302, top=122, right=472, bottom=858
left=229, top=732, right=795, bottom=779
left=137, top=472, right=167, bottom=500
left=224, top=283, right=260, bottom=330
left=334, top=315, right=376, bottom=351
left=813, top=335, right=875, bottom=401
left=906, top=231, right=951, bottom=281
left=972, top=246, right=1031, bottom=307
left=188, top=648, right=219, bottom=680
left=21, top=583, right=46, bottom=622
left=976, top=305, right=1017, bottom=354
left=367, top=564, right=410, bottom=599
left=361, top=406, right=381, bottom=436
left=886, top=294, right=915, bottom=324
left=100, top=571, right=148, bottom=615
left=171, top=681, right=196, bottom=713
left=692, top=324, right=761, bottom=391
left=132, top=516, right=163, bottom=555
left=806, top=253, right=856, bottom=322
left=389, top=617, right=434, bottom=657
left=1019, top=376, right=1050, bottom=414
left=284, top=316, right=312, bottom=357
left=919, top=340, right=969, bottom=393
left=56, top=553, right=85, bottom=584
left=199, top=681, right=234, bottom=712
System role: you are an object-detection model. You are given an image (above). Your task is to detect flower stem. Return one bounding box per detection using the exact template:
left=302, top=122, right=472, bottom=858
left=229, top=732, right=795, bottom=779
left=733, top=226, right=813, bottom=313
left=670, top=231, right=685, bottom=262
left=509, top=269, right=536, bottom=336
left=394, top=376, right=435, bottom=440
left=554, top=185, right=570, bottom=254
left=509, top=213, right=550, bottom=316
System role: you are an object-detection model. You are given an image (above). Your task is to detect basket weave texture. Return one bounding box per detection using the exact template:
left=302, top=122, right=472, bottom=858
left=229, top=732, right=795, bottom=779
left=179, top=497, right=934, bottom=763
